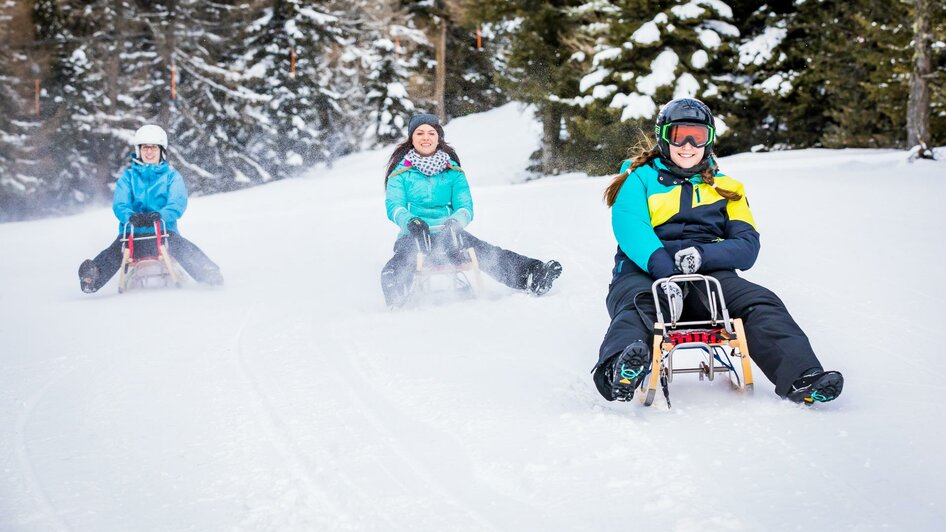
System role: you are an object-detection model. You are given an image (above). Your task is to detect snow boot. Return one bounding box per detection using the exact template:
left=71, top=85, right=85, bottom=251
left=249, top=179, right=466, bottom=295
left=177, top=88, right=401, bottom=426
left=527, top=260, right=562, bottom=296
left=610, top=340, right=650, bottom=401
left=78, top=259, right=99, bottom=293
left=381, top=269, right=409, bottom=309
left=787, top=370, right=844, bottom=404
left=202, top=265, right=224, bottom=286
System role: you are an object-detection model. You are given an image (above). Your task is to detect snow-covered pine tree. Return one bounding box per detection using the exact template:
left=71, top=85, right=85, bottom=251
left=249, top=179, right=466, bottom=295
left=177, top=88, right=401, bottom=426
left=355, top=1, right=425, bottom=147
left=443, top=13, right=508, bottom=118
left=153, top=0, right=268, bottom=193
left=726, top=0, right=943, bottom=150
left=26, top=0, right=109, bottom=213
left=563, top=0, right=740, bottom=173
left=0, top=1, right=32, bottom=221
left=932, top=1, right=946, bottom=146
left=470, top=0, right=585, bottom=175
left=237, top=0, right=353, bottom=180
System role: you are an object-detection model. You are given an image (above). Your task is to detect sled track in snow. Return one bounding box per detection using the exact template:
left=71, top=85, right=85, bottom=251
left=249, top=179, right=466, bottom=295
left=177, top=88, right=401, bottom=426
left=232, top=308, right=352, bottom=528
left=234, top=305, right=507, bottom=530
left=13, top=369, right=73, bottom=532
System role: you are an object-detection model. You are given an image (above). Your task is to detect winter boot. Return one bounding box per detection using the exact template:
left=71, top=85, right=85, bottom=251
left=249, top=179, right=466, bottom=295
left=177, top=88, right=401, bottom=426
left=787, top=370, right=844, bottom=404
left=381, top=269, right=410, bottom=309
left=202, top=265, right=224, bottom=286
left=610, top=340, right=650, bottom=401
left=527, top=260, right=562, bottom=296
left=78, top=259, right=99, bottom=294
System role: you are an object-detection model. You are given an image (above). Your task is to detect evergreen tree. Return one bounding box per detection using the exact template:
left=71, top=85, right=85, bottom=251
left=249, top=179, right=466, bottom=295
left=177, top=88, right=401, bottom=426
left=159, top=0, right=266, bottom=192
left=28, top=0, right=106, bottom=213
left=237, top=0, right=353, bottom=181
left=472, top=0, right=585, bottom=174
left=356, top=1, right=425, bottom=147
left=0, top=2, right=31, bottom=221
left=405, top=0, right=508, bottom=122
left=727, top=0, right=936, bottom=150
left=562, top=0, right=740, bottom=173
left=444, top=15, right=508, bottom=118
left=932, top=1, right=946, bottom=146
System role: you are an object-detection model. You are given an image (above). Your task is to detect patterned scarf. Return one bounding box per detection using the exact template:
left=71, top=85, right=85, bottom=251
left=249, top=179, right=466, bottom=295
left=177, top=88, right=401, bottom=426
left=405, top=149, right=450, bottom=177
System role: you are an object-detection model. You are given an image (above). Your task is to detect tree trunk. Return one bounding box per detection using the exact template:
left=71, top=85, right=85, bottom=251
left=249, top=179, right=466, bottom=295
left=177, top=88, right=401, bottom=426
left=906, top=0, right=932, bottom=157
left=98, top=0, right=124, bottom=198
left=540, top=105, right=562, bottom=174
left=158, top=0, right=177, bottom=125
left=434, top=20, right=447, bottom=123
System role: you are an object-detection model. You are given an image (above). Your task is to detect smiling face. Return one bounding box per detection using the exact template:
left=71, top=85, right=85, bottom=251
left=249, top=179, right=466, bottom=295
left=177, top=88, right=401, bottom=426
left=411, top=124, right=439, bottom=156
left=669, top=142, right=705, bottom=170
left=139, top=144, right=161, bottom=164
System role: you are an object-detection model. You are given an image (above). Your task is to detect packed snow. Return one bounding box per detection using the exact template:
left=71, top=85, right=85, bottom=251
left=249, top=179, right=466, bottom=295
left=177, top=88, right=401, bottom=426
left=2, top=103, right=945, bottom=531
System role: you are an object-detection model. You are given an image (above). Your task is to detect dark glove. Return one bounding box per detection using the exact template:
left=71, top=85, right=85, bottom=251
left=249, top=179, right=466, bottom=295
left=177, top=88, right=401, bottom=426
left=441, top=218, right=465, bottom=251
left=129, top=213, right=153, bottom=228
left=129, top=211, right=161, bottom=228
left=406, top=217, right=431, bottom=252
left=674, top=247, right=702, bottom=274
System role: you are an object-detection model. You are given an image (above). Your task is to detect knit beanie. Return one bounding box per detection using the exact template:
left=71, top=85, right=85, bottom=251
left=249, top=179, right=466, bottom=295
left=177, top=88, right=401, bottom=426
left=408, top=113, right=440, bottom=137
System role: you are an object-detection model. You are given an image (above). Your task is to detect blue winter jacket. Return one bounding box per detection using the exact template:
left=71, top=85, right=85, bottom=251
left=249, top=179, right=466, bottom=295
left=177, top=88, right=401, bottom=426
left=113, top=155, right=188, bottom=235
left=385, top=157, right=473, bottom=237
left=611, top=157, right=760, bottom=281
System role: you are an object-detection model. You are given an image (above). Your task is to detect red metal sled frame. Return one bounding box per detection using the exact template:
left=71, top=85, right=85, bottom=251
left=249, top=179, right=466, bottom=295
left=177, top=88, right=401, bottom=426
left=117, top=220, right=181, bottom=293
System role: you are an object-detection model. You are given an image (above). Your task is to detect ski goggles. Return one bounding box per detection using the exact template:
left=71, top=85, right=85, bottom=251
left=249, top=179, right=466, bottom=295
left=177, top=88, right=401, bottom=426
left=658, top=122, right=715, bottom=148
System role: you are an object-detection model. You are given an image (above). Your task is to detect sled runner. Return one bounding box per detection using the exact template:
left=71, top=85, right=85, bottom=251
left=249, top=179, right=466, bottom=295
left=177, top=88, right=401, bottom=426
left=640, top=274, right=754, bottom=407
left=410, top=246, right=484, bottom=305
left=117, top=221, right=183, bottom=293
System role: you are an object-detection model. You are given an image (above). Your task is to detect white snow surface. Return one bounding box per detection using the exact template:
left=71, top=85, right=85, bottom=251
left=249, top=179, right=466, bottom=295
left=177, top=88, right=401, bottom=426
left=2, top=103, right=946, bottom=531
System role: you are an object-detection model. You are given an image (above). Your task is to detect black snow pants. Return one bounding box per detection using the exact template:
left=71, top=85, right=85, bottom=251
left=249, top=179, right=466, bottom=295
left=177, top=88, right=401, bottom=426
left=85, top=232, right=220, bottom=291
left=381, top=230, right=541, bottom=306
left=594, top=270, right=822, bottom=400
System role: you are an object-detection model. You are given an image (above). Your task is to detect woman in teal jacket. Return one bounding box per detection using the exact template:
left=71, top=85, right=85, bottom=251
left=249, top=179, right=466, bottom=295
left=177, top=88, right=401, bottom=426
left=595, top=98, right=843, bottom=405
left=381, top=113, right=562, bottom=308
left=78, top=125, right=222, bottom=293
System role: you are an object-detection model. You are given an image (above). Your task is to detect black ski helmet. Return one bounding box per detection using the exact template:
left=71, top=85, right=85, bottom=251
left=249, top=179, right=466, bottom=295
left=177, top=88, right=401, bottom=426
left=654, top=98, right=716, bottom=161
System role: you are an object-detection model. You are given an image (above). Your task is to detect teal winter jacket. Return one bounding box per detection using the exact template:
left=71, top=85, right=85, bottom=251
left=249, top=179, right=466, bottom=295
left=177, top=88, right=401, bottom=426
left=113, top=155, right=188, bottom=235
left=385, top=158, right=474, bottom=237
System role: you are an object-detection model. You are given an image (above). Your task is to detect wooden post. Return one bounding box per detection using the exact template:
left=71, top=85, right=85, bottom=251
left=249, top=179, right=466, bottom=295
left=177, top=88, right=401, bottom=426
left=170, top=64, right=177, bottom=99
left=434, top=21, right=447, bottom=122
left=476, top=25, right=482, bottom=50
left=394, top=36, right=400, bottom=54
left=34, top=79, right=40, bottom=115
left=290, top=48, right=296, bottom=80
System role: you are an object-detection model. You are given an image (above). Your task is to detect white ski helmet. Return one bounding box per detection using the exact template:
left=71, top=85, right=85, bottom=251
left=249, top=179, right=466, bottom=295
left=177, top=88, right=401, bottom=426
left=133, top=124, right=168, bottom=159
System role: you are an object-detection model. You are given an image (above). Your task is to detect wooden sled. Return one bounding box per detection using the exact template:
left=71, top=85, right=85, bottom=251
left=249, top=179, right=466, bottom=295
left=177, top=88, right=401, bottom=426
left=640, top=274, right=754, bottom=407
left=117, top=221, right=183, bottom=293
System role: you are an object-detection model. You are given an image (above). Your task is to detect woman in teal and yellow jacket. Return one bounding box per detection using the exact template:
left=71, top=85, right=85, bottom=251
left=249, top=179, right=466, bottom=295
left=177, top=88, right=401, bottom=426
left=78, top=125, right=222, bottom=293
left=381, top=113, right=562, bottom=308
left=595, top=98, right=843, bottom=405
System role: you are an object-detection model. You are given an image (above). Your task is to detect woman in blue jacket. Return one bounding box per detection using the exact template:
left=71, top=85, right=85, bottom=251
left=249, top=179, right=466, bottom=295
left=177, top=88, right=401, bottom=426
left=78, top=125, right=222, bottom=292
left=382, top=113, right=562, bottom=308
left=595, top=98, right=843, bottom=404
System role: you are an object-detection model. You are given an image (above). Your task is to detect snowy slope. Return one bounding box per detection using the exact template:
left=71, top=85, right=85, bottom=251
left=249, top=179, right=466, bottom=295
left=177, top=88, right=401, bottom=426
left=1, top=103, right=945, bottom=531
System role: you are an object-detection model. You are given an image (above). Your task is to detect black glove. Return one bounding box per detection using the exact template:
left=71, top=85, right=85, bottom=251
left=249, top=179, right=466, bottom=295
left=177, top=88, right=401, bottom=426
left=441, top=218, right=465, bottom=251
left=406, top=218, right=431, bottom=252
left=129, top=213, right=152, bottom=228
left=129, top=211, right=161, bottom=228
